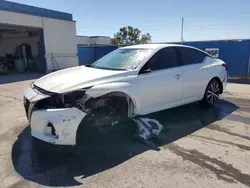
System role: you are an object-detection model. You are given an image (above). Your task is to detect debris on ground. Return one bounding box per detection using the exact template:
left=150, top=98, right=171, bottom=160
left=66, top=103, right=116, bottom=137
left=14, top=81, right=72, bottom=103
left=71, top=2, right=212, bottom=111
left=133, top=118, right=164, bottom=140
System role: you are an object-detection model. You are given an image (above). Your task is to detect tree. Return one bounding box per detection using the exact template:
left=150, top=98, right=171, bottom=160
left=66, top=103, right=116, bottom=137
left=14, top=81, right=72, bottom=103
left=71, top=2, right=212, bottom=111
left=114, top=26, right=151, bottom=46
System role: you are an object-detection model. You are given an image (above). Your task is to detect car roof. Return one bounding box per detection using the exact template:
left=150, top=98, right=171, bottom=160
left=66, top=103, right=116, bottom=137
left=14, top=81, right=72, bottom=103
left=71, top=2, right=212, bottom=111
left=121, top=43, right=213, bottom=57
left=121, top=43, right=184, bottom=50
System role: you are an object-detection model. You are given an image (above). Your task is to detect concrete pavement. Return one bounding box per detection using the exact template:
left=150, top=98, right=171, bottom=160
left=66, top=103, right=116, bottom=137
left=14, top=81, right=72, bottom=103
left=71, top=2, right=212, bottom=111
left=0, top=74, right=250, bottom=188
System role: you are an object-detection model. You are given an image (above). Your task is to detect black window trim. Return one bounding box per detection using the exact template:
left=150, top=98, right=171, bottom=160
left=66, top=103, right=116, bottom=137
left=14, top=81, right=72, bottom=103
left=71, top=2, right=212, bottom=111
left=139, top=47, right=180, bottom=74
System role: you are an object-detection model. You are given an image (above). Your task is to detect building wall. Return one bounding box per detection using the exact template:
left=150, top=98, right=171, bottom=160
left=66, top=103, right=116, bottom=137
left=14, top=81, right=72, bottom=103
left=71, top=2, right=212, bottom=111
left=0, top=10, right=78, bottom=72
left=181, top=40, right=250, bottom=77
left=0, top=10, right=43, bottom=28
left=42, top=18, right=78, bottom=71
left=77, top=36, right=112, bottom=46
left=91, top=37, right=112, bottom=45
left=77, top=36, right=91, bottom=46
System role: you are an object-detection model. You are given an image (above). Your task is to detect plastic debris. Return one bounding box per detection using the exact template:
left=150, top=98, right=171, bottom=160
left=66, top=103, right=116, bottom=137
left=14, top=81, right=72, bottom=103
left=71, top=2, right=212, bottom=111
left=133, top=118, right=164, bottom=140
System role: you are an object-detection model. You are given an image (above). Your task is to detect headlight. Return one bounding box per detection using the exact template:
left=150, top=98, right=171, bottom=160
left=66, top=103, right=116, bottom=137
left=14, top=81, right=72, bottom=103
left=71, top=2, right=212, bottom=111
left=61, top=87, right=92, bottom=108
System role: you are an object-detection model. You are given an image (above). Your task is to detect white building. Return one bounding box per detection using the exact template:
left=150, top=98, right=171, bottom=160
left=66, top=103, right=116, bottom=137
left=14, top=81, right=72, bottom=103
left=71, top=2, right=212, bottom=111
left=0, top=0, right=78, bottom=72
left=77, top=36, right=113, bottom=46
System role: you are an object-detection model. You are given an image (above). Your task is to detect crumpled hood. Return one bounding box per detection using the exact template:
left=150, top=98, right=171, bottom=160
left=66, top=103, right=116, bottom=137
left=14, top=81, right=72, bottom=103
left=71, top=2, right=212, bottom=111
left=33, top=66, right=136, bottom=93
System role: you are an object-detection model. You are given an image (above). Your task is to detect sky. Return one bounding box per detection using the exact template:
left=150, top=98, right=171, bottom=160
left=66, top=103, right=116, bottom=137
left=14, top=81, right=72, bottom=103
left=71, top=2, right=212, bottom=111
left=8, top=0, right=250, bottom=42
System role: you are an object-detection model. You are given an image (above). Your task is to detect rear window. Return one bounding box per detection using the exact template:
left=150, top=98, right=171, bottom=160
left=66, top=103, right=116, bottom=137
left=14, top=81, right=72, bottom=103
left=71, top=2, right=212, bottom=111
left=179, top=47, right=207, bottom=65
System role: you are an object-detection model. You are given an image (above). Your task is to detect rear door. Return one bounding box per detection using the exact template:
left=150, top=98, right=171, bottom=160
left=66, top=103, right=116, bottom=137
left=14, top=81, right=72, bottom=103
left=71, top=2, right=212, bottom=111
left=177, top=47, right=210, bottom=104
left=136, top=47, right=183, bottom=114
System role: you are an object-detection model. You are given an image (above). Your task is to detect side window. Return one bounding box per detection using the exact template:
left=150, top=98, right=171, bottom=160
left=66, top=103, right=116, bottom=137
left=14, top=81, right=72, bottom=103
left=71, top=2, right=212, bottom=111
left=179, top=47, right=207, bottom=66
left=147, top=48, right=178, bottom=71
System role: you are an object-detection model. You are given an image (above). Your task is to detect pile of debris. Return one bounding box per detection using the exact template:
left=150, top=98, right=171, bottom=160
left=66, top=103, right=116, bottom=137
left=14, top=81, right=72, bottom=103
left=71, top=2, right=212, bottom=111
left=133, top=118, right=164, bottom=149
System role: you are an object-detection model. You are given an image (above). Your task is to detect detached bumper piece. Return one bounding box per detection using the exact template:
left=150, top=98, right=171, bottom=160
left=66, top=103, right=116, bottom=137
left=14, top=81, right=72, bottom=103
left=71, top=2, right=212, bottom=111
left=30, top=108, right=86, bottom=145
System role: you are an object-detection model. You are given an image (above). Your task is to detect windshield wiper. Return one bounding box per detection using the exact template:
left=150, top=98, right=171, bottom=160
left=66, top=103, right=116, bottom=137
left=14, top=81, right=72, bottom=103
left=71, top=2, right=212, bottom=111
left=91, top=66, right=128, bottom=71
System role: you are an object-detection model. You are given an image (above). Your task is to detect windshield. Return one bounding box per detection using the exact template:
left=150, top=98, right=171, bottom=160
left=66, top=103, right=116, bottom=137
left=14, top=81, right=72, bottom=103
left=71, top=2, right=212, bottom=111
left=91, top=48, right=153, bottom=70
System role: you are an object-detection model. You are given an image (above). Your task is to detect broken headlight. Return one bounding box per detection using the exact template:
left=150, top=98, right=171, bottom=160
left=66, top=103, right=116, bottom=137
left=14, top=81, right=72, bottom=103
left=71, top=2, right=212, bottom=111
left=61, top=87, right=92, bottom=108
left=62, top=90, right=86, bottom=107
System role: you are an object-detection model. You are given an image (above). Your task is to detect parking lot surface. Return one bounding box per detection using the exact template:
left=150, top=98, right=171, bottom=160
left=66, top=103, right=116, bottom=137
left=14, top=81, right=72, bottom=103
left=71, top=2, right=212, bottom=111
left=0, top=74, right=250, bottom=188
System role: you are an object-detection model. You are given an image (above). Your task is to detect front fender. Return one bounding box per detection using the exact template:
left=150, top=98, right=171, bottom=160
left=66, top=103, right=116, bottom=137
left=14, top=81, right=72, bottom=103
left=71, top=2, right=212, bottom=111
left=86, top=82, right=132, bottom=98
left=85, top=82, right=139, bottom=113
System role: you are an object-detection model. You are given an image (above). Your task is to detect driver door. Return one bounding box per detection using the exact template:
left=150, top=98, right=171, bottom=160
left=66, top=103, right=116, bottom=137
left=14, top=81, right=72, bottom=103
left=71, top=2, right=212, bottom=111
left=136, top=47, right=183, bottom=115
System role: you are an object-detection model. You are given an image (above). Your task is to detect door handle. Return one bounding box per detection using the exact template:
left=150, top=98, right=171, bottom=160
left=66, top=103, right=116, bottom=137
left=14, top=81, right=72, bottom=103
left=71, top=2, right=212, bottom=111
left=174, top=74, right=182, bottom=79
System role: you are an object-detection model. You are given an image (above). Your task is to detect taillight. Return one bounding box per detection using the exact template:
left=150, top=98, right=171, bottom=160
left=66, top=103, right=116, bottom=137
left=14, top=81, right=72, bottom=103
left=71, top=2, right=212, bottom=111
left=222, top=63, right=228, bottom=71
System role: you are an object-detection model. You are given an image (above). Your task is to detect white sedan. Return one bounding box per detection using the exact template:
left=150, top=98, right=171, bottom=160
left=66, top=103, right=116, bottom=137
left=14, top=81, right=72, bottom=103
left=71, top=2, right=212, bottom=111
left=24, top=44, right=227, bottom=145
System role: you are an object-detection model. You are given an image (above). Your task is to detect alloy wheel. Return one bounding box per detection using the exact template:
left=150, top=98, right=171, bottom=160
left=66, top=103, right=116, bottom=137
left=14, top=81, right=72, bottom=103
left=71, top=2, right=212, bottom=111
left=207, top=81, right=220, bottom=104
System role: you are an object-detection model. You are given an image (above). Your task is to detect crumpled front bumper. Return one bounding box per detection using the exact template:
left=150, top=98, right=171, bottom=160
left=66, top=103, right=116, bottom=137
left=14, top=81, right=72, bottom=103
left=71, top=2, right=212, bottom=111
left=24, top=85, right=87, bottom=145
left=30, top=107, right=86, bottom=145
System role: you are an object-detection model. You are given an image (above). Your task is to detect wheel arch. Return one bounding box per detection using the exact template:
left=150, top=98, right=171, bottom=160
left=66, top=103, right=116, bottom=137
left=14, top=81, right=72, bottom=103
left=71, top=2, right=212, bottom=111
left=85, top=82, right=138, bottom=114
left=210, top=77, right=223, bottom=94
left=75, top=90, right=136, bottom=145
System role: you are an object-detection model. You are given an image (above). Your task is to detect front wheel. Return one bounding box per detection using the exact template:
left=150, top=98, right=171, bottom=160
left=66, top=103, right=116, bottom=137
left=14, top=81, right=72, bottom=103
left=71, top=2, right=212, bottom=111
left=201, top=79, right=221, bottom=106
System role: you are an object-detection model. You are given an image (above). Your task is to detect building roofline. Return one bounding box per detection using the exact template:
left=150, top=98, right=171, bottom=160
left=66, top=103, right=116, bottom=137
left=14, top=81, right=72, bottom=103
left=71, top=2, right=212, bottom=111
left=77, top=35, right=111, bottom=38
left=89, top=36, right=110, bottom=38
left=1, top=1, right=73, bottom=21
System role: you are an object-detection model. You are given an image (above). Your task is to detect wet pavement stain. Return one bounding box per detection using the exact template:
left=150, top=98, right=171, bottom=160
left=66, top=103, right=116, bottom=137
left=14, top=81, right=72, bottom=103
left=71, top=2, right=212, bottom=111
left=9, top=98, right=242, bottom=187
left=207, top=123, right=250, bottom=140
left=189, top=134, right=250, bottom=151
left=166, top=143, right=250, bottom=187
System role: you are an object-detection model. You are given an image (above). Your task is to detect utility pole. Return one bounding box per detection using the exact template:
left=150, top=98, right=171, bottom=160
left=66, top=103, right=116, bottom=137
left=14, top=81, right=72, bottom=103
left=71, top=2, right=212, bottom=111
left=181, top=17, right=184, bottom=44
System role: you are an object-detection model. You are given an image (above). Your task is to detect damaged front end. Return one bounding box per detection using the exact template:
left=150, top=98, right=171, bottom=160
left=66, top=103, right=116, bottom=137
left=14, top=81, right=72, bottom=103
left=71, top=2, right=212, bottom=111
left=24, top=84, right=133, bottom=145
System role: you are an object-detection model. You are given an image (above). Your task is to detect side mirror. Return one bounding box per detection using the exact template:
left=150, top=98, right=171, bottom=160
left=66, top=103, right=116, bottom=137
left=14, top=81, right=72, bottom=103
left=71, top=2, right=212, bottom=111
left=140, top=68, right=152, bottom=74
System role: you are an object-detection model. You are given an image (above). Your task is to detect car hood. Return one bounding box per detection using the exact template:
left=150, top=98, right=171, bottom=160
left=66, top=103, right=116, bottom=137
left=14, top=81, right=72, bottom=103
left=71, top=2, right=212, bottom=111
left=33, top=66, right=136, bottom=93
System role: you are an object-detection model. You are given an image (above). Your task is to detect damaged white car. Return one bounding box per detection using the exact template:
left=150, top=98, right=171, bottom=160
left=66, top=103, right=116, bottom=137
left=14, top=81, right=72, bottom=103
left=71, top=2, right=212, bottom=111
left=24, top=44, right=227, bottom=145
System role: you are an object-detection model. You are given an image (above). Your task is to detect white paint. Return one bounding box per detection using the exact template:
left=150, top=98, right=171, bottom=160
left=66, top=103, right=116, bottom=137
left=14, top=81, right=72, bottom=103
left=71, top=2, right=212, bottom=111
left=33, top=66, right=130, bottom=93
left=205, top=48, right=219, bottom=58
left=42, top=18, right=78, bottom=71
left=181, top=57, right=213, bottom=105
left=31, top=108, right=86, bottom=145
left=135, top=66, right=183, bottom=114
left=24, top=44, right=227, bottom=145
left=0, top=10, right=43, bottom=28
left=76, top=36, right=91, bottom=46
left=91, top=36, right=112, bottom=45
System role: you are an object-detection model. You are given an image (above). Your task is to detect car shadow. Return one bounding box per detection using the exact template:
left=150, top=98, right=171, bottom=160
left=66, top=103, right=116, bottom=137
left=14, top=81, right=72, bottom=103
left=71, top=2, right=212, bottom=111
left=0, top=73, right=43, bottom=84
left=11, top=99, right=239, bottom=186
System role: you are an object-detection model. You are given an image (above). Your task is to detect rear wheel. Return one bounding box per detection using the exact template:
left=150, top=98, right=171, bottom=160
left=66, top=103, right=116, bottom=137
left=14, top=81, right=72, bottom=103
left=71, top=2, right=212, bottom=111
left=201, top=79, right=221, bottom=106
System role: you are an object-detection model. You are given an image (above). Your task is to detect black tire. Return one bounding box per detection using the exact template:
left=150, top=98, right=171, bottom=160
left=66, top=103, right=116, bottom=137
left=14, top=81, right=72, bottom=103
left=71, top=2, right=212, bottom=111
left=200, top=79, right=221, bottom=107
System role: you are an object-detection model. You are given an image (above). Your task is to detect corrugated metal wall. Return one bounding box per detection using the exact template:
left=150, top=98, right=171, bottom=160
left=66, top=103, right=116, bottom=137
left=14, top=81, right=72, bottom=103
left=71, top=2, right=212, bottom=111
left=77, top=46, right=117, bottom=65
left=181, top=40, right=250, bottom=77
